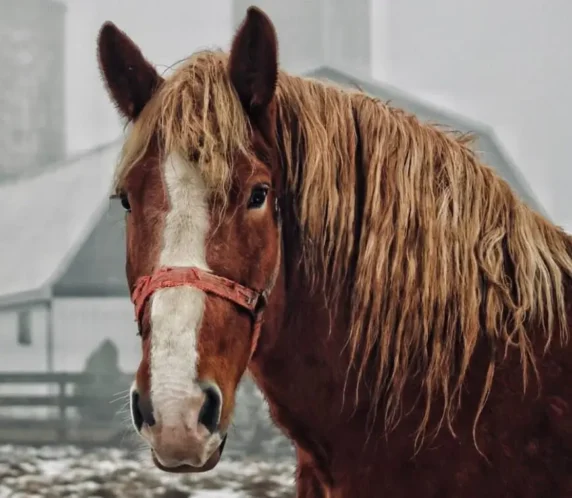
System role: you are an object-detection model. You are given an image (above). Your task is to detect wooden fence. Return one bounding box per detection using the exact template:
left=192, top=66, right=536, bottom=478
left=0, top=372, right=134, bottom=446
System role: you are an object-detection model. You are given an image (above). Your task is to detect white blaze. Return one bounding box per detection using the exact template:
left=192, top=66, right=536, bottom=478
left=149, top=152, right=210, bottom=426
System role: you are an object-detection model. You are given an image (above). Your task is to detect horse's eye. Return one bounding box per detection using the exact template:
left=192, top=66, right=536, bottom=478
left=247, top=185, right=269, bottom=209
left=120, top=193, right=131, bottom=212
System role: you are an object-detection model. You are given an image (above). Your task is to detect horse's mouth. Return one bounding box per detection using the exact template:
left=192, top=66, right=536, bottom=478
left=152, top=434, right=227, bottom=474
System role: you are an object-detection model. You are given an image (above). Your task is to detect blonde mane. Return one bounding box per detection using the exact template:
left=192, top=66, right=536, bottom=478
left=115, top=50, right=572, bottom=447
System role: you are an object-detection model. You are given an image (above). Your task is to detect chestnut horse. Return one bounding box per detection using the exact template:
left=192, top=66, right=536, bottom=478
left=97, top=6, right=572, bottom=497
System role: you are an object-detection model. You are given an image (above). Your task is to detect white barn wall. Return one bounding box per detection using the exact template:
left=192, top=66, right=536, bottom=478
left=52, top=298, right=139, bottom=373
left=0, top=309, right=49, bottom=372
left=0, top=299, right=138, bottom=374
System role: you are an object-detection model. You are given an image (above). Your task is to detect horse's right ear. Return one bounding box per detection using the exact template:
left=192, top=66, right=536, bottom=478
left=97, top=22, right=163, bottom=121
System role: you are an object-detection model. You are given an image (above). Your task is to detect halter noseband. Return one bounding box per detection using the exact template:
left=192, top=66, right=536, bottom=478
left=130, top=266, right=273, bottom=362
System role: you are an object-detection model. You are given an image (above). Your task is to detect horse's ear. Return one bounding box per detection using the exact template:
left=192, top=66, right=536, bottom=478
left=229, top=7, right=278, bottom=118
left=97, top=22, right=163, bottom=121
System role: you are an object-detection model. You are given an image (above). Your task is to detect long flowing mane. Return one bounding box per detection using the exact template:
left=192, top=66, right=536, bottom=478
left=114, top=50, right=572, bottom=446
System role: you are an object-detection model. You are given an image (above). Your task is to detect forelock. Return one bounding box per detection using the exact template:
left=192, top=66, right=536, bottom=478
left=112, top=51, right=253, bottom=202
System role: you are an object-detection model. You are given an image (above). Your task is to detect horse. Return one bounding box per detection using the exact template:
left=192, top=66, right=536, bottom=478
left=96, top=6, right=572, bottom=497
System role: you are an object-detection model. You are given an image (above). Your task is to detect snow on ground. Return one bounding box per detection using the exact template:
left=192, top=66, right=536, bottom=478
left=0, top=445, right=295, bottom=498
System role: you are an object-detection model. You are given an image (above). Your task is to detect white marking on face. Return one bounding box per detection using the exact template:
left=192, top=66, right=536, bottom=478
left=149, top=152, right=211, bottom=427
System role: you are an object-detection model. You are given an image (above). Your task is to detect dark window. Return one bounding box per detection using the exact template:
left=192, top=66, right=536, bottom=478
left=17, top=310, right=32, bottom=346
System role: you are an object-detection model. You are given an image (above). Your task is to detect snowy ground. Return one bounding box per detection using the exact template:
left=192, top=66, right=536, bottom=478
left=0, top=445, right=295, bottom=498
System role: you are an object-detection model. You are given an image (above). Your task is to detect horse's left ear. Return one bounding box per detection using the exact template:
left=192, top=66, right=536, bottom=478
left=229, top=6, right=278, bottom=118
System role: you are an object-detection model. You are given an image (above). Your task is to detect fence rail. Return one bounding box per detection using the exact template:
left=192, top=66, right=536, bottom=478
left=0, top=371, right=134, bottom=446
left=0, top=372, right=133, bottom=383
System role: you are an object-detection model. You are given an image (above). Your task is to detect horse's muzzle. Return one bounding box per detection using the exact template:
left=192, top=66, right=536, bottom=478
left=151, top=434, right=227, bottom=473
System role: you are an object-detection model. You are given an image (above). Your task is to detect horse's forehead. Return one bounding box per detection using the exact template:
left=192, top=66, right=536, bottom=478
left=120, top=119, right=270, bottom=208
left=122, top=139, right=163, bottom=194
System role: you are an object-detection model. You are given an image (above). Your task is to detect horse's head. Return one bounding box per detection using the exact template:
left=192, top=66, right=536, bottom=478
left=97, top=7, right=282, bottom=472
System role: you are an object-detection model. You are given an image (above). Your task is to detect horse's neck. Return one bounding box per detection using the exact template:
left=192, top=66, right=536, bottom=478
left=257, top=214, right=349, bottom=361
left=249, top=207, right=357, bottom=439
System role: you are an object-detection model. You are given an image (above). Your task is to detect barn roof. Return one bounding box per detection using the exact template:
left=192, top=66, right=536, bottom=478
left=305, top=66, right=547, bottom=217
left=0, top=141, right=122, bottom=311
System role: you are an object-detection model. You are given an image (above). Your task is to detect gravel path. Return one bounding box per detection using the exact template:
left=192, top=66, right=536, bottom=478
left=0, top=445, right=295, bottom=498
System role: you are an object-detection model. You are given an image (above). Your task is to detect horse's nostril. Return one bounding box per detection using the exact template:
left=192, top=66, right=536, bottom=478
left=131, top=390, right=144, bottom=432
left=198, top=383, right=222, bottom=434
left=131, top=390, right=155, bottom=431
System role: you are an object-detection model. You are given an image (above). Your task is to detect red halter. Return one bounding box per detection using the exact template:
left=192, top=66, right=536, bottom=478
left=131, top=266, right=270, bottom=362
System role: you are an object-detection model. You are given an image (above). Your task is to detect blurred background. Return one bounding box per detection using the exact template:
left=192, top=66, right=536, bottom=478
left=0, top=0, right=570, bottom=496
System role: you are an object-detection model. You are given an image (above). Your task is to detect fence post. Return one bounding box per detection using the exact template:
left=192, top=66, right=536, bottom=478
left=57, top=378, right=67, bottom=442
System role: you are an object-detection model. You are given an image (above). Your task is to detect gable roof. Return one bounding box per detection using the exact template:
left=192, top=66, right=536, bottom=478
left=0, top=141, right=122, bottom=311
left=304, top=66, right=547, bottom=217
